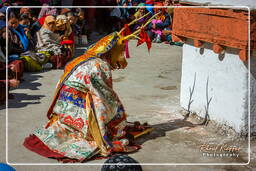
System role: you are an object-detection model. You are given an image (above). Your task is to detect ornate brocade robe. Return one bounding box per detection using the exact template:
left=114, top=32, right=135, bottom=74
left=26, top=57, right=128, bottom=161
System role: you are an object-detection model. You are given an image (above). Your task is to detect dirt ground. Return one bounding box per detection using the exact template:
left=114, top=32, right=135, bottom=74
left=0, top=40, right=255, bottom=171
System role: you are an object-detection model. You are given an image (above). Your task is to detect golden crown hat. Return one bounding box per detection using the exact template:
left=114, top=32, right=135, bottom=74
left=84, top=11, right=161, bottom=57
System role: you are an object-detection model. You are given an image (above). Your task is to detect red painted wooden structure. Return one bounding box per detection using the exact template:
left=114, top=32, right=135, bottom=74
left=172, top=8, right=256, bottom=61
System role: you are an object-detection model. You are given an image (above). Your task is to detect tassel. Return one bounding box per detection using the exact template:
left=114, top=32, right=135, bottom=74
left=137, top=28, right=152, bottom=52
left=125, top=41, right=130, bottom=58
left=122, top=24, right=132, bottom=36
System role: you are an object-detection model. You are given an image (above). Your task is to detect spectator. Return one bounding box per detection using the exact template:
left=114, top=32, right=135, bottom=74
left=60, top=8, right=77, bottom=31
left=109, top=7, right=123, bottom=32
left=56, top=15, right=72, bottom=39
left=0, top=20, right=20, bottom=105
left=56, top=14, right=74, bottom=57
left=18, top=13, right=31, bottom=36
left=75, top=9, right=88, bottom=45
left=20, top=7, right=38, bottom=26
left=60, top=8, right=71, bottom=16
left=20, top=7, right=32, bottom=18
left=134, top=3, right=146, bottom=19
left=8, top=15, right=35, bottom=54
left=36, top=15, right=71, bottom=69
left=30, top=11, right=45, bottom=39
left=164, top=0, right=174, bottom=17
left=161, top=0, right=183, bottom=46
left=147, top=2, right=171, bottom=43
left=8, top=17, right=27, bottom=57
left=74, top=8, right=86, bottom=37
left=67, top=11, right=77, bottom=26
left=110, top=1, right=131, bottom=32
left=132, top=3, right=147, bottom=31
left=18, top=13, right=37, bottom=49
left=119, top=0, right=130, bottom=20
left=8, top=16, right=41, bottom=74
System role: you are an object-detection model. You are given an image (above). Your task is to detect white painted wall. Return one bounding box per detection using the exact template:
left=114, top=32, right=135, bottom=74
left=250, top=55, right=256, bottom=135
left=180, top=42, right=254, bottom=133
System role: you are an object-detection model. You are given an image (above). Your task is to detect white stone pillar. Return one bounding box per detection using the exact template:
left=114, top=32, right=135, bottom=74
left=180, top=40, right=255, bottom=134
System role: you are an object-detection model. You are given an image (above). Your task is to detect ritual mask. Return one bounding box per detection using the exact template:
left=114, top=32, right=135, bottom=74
left=56, top=15, right=68, bottom=31
left=109, top=37, right=128, bottom=70
left=84, top=12, right=160, bottom=70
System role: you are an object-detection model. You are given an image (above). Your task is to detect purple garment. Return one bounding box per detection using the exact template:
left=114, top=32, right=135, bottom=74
left=38, top=4, right=57, bottom=19
left=133, top=18, right=145, bottom=31
left=125, top=41, right=130, bottom=58
left=151, top=19, right=163, bottom=36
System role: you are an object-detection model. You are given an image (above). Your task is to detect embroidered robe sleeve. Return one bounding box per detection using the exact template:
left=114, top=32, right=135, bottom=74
left=87, top=59, right=127, bottom=143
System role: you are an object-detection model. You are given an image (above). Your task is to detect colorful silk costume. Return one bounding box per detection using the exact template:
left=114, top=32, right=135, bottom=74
left=24, top=32, right=144, bottom=162
left=23, top=13, right=161, bottom=162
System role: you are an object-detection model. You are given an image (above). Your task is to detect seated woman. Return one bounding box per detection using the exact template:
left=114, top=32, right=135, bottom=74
left=36, top=15, right=71, bottom=69
left=8, top=15, right=46, bottom=72
left=19, top=13, right=30, bottom=34
left=7, top=17, right=26, bottom=79
left=8, top=17, right=29, bottom=56
left=0, top=20, right=20, bottom=104
left=24, top=26, right=152, bottom=162
left=18, top=13, right=37, bottom=49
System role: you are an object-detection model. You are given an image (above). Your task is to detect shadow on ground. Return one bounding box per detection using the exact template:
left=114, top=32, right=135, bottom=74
left=16, top=72, right=43, bottom=91
left=7, top=72, right=46, bottom=108
left=135, top=119, right=196, bottom=145
left=7, top=92, right=45, bottom=108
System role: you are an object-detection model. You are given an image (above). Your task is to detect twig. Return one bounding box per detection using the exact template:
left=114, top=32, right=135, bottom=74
left=184, top=72, right=196, bottom=120
left=118, top=12, right=150, bottom=35
left=131, top=12, right=161, bottom=36
left=122, top=12, right=161, bottom=41
left=200, top=77, right=212, bottom=125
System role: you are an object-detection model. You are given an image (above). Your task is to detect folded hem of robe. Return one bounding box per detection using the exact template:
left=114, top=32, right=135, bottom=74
left=23, top=134, right=81, bottom=163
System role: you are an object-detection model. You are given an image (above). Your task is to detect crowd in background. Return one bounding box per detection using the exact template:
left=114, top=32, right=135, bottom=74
left=0, top=0, right=182, bottom=105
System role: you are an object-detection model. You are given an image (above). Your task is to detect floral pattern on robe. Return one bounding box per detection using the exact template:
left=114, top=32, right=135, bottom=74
left=33, top=57, right=128, bottom=161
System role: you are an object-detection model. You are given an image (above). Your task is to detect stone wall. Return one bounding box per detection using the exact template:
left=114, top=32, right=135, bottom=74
left=180, top=40, right=255, bottom=134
